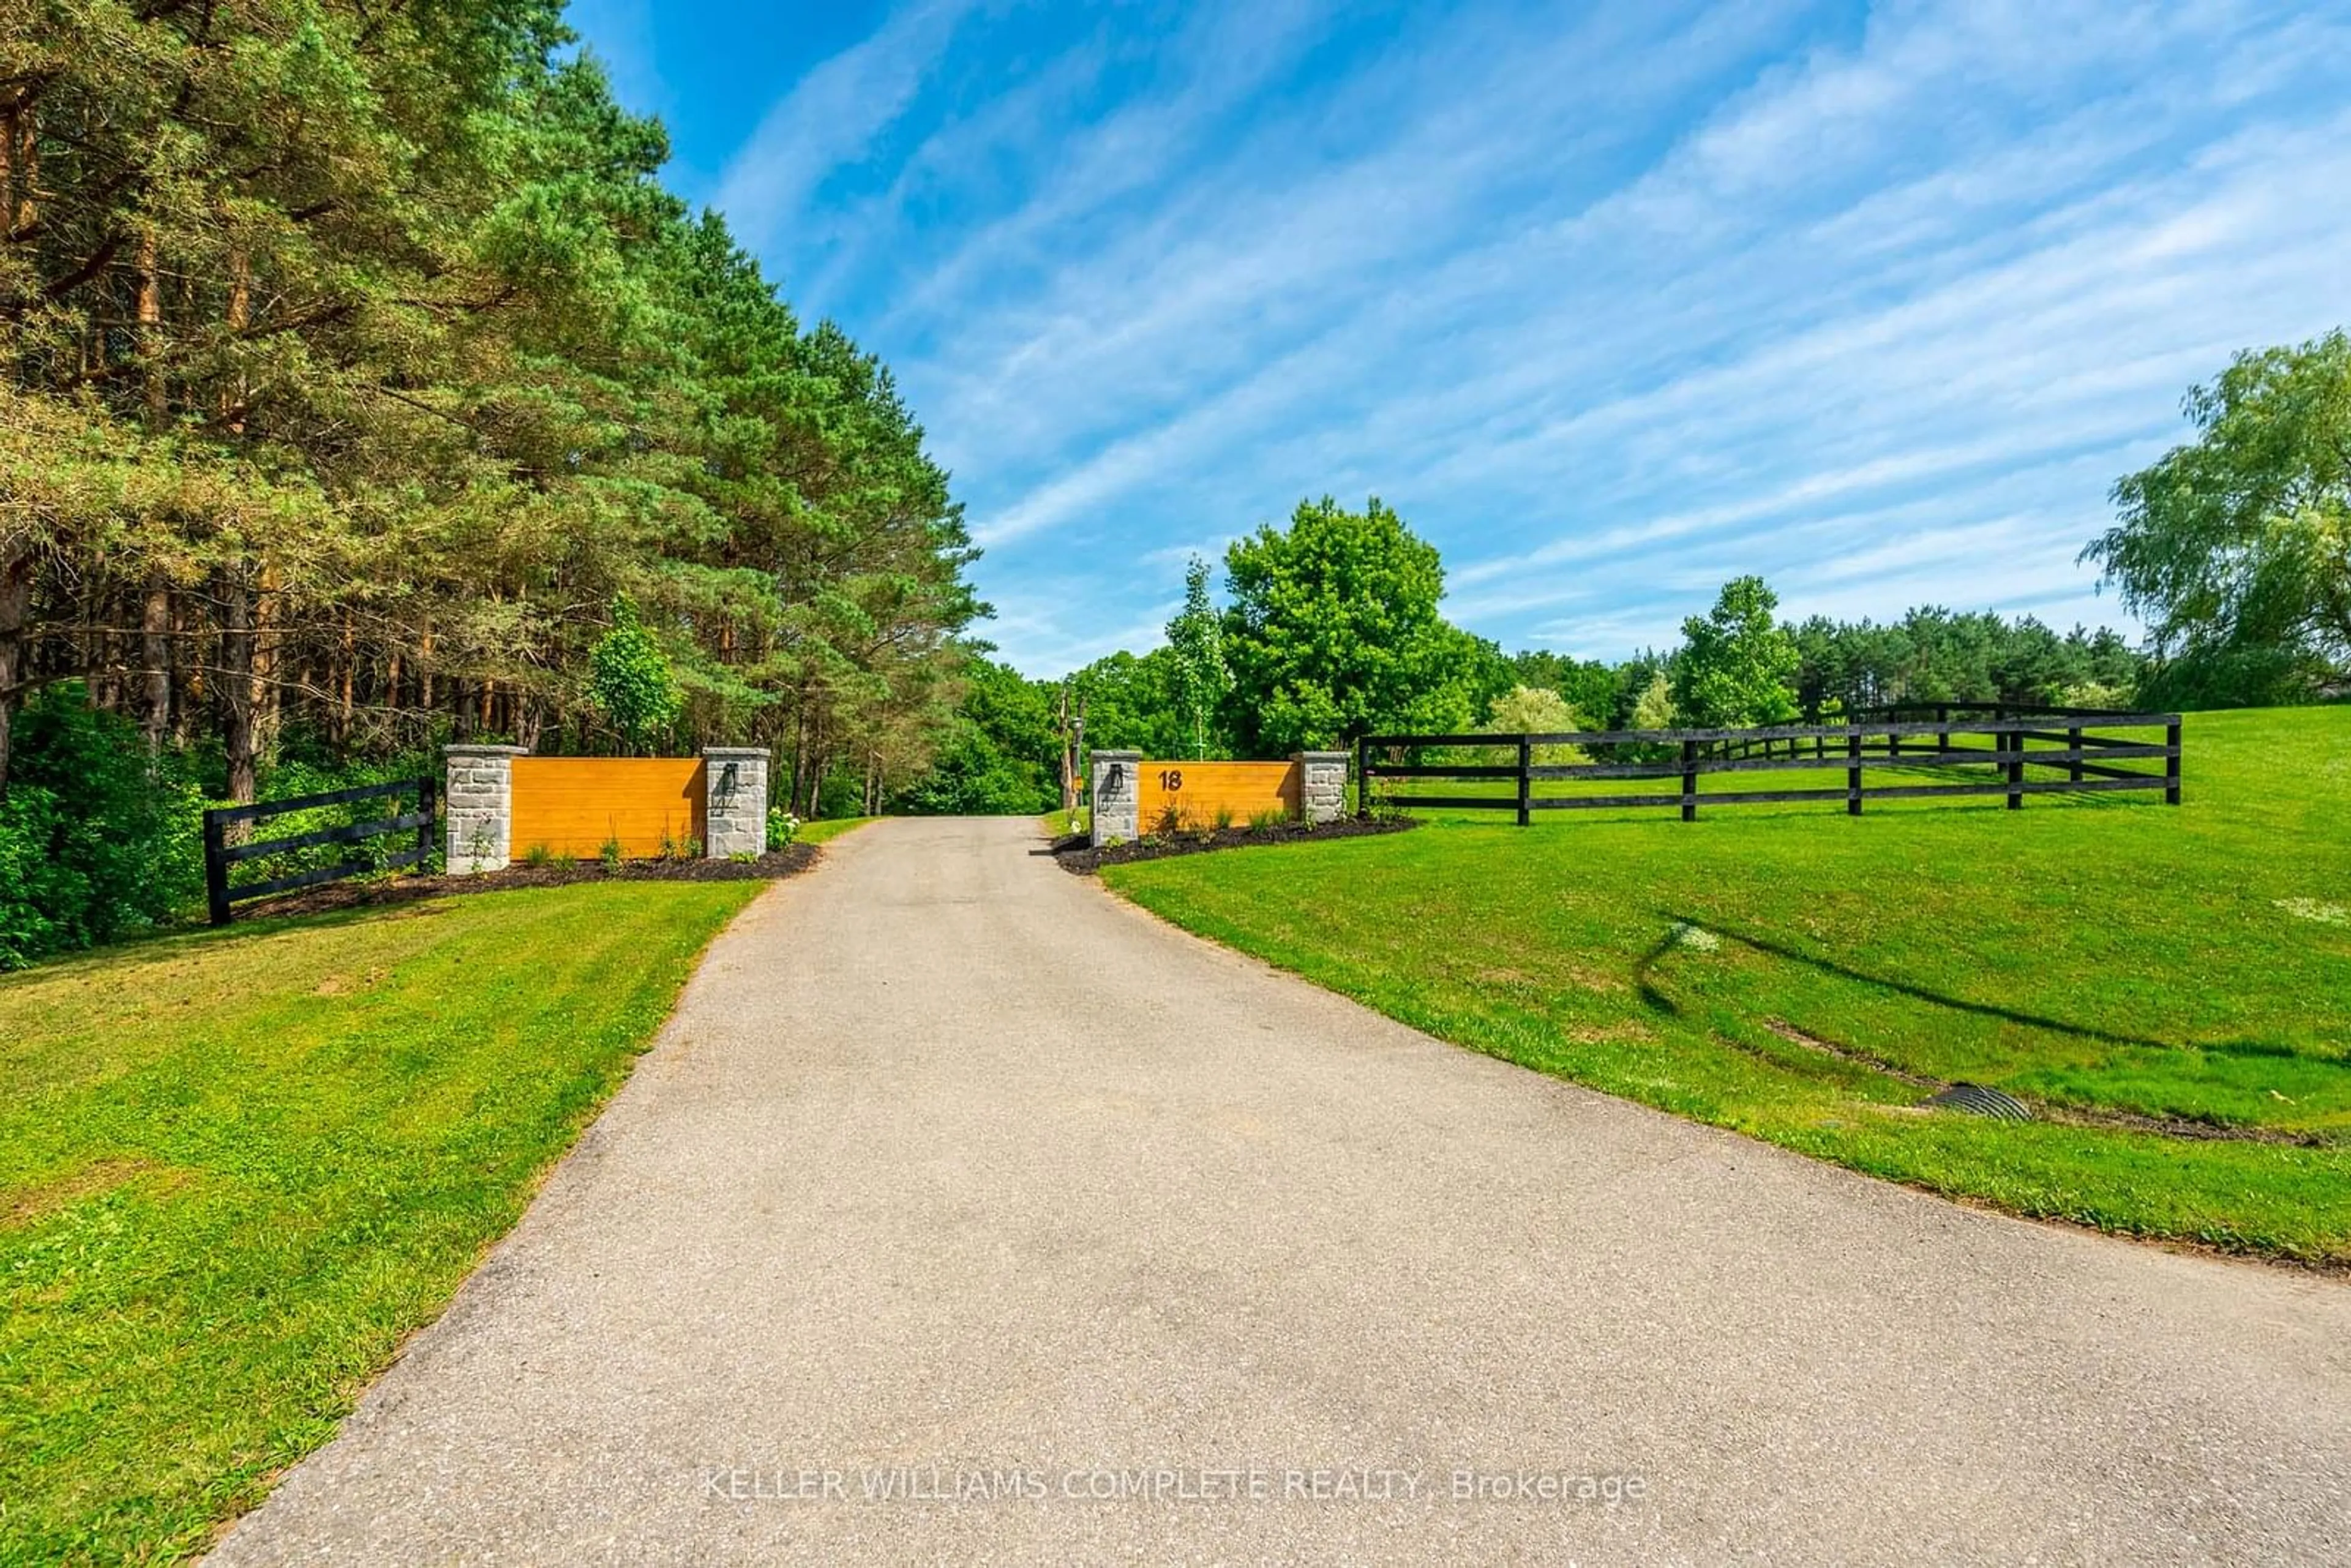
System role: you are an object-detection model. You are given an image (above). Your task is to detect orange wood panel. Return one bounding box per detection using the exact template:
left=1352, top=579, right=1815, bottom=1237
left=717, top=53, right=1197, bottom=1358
left=1136, top=760, right=1300, bottom=831
left=510, top=758, right=706, bottom=860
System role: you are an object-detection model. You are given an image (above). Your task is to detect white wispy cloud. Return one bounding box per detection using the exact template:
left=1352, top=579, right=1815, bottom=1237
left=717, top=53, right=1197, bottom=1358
left=709, top=0, right=979, bottom=264
left=696, top=0, right=2351, bottom=671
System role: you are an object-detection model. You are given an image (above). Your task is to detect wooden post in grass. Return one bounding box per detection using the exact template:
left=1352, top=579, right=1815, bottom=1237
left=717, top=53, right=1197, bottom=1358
left=2068, top=724, right=2084, bottom=785
left=1355, top=734, right=1370, bottom=819
left=203, top=809, right=231, bottom=927
left=1848, top=729, right=1863, bottom=816
left=1681, top=738, right=1698, bottom=822
left=1937, top=702, right=1951, bottom=758
left=416, top=775, right=438, bottom=868
left=1516, top=735, right=1532, bottom=828
left=2166, top=720, right=2182, bottom=805
left=2007, top=721, right=2025, bottom=809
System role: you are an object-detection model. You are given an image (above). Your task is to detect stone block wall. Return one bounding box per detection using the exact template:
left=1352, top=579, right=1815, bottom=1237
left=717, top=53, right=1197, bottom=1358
left=1090, top=750, right=1141, bottom=847
left=444, top=745, right=527, bottom=872
left=1297, top=751, right=1351, bottom=824
left=703, top=747, right=771, bottom=858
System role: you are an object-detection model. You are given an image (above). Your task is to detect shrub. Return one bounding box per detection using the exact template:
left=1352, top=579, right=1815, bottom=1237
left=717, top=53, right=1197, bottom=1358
left=0, top=685, right=203, bottom=969
left=599, top=836, right=624, bottom=872
left=586, top=595, right=681, bottom=755
left=766, top=806, right=798, bottom=851
left=2057, top=681, right=2133, bottom=711
left=521, top=843, right=557, bottom=868
left=1480, top=685, right=1591, bottom=765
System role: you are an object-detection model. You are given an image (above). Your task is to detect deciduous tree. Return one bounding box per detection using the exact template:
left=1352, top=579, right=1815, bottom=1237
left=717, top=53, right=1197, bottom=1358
left=2085, top=331, right=2350, bottom=703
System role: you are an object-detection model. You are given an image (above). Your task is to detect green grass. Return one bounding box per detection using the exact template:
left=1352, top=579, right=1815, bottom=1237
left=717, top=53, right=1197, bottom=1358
left=1038, top=805, right=1089, bottom=838
left=1105, top=708, right=2351, bottom=1263
left=0, top=881, right=762, bottom=1562
left=798, top=815, right=878, bottom=846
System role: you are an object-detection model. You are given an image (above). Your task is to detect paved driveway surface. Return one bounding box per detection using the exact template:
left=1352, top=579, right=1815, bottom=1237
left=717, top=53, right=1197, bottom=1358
left=212, top=816, right=2351, bottom=1564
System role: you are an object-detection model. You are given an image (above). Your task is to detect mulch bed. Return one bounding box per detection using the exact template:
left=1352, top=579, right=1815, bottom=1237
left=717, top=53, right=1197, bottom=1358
left=1052, top=816, right=1416, bottom=873
left=238, top=843, right=822, bottom=921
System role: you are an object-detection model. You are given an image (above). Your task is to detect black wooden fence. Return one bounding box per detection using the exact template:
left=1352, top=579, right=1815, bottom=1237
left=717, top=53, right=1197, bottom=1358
left=1357, top=710, right=2181, bottom=826
left=202, top=777, right=438, bottom=925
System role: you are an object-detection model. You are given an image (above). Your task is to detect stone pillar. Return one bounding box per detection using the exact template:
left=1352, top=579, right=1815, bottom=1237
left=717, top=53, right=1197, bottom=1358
left=1297, top=751, right=1349, bottom=825
left=1090, top=749, right=1141, bottom=847
left=702, top=746, right=770, bottom=858
left=444, top=745, right=527, bottom=872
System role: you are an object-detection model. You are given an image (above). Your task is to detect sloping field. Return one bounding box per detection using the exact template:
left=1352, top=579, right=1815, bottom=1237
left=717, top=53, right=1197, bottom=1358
left=1106, top=707, right=2351, bottom=1262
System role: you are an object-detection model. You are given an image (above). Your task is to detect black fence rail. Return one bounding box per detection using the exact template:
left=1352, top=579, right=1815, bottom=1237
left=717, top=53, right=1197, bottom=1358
left=1357, top=711, right=2181, bottom=826
left=202, top=777, right=438, bottom=925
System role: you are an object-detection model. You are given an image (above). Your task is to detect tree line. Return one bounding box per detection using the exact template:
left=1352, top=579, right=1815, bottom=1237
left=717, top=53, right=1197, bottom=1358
left=934, top=500, right=2168, bottom=814
left=940, top=328, right=2347, bottom=809
left=1, top=0, right=983, bottom=816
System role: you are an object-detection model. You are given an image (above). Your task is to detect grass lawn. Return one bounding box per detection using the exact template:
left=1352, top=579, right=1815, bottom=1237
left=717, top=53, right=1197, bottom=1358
left=1038, top=806, right=1090, bottom=838
left=1104, top=707, right=2351, bottom=1263
left=798, top=815, right=878, bottom=846
left=0, top=880, right=761, bottom=1562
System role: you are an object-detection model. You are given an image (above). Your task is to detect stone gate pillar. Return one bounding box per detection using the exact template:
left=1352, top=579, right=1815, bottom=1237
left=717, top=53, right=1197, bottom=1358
left=702, top=747, right=770, bottom=857
left=1296, top=751, right=1350, bottom=824
left=444, top=745, right=528, bottom=872
left=1090, top=749, right=1141, bottom=848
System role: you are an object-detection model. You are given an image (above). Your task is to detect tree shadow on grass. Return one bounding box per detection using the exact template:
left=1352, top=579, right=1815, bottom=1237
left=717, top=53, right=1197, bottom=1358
left=1638, top=909, right=2183, bottom=1053
left=0, top=901, right=463, bottom=988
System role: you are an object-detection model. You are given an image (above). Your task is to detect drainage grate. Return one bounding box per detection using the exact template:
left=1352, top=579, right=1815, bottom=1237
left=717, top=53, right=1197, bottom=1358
left=1924, top=1082, right=2033, bottom=1122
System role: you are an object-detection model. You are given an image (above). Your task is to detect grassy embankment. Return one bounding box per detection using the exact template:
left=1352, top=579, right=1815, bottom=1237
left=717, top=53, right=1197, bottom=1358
left=0, top=881, right=761, bottom=1562
left=1104, top=707, right=2350, bottom=1262
left=798, top=814, right=879, bottom=846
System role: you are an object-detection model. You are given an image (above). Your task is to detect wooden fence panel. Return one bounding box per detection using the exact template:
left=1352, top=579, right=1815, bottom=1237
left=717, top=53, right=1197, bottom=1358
left=203, top=776, right=435, bottom=925
left=1137, top=760, right=1300, bottom=831
left=510, top=758, right=706, bottom=859
left=1359, top=712, right=2181, bottom=826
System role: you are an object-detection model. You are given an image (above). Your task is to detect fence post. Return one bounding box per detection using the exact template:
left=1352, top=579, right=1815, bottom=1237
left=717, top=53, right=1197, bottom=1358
left=1517, top=736, right=1532, bottom=827
left=203, top=809, right=231, bottom=927
left=1681, top=738, right=1698, bottom=822
left=1848, top=729, right=1863, bottom=816
left=2068, top=725, right=2083, bottom=785
left=1356, top=735, right=1370, bottom=819
left=2006, top=722, right=2025, bottom=809
left=415, top=775, right=437, bottom=868
left=1937, top=703, right=1950, bottom=758
left=2166, top=720, right=2182, bottom=805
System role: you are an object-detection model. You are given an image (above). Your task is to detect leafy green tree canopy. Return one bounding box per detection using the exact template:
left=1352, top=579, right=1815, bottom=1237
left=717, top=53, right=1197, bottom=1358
left=1671, top=576, right=1800, bottom=729
left=2085, top=331, right=2350, bottom=699
left=1165, top=556, right=1231, bottom=760
left=1221, top=497, right=1501, bottom=755
left=1067, top=648, right=1188, bottom=759
left=893, top=653, right=1058, bottom=815
left=1481, top=685, right=1589, bottom=764
left=586, top=596, right=681, bottom=754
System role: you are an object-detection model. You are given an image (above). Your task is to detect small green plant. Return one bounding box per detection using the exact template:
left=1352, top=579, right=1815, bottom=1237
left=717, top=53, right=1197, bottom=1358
left=682, top=835, right=703, bottom=860
left=767, top=806, right=799, bottom=851
left=1154, top=802, right=1185, bottom=838
left=1248, top=808, right=1288, bottom=833
left=520, top=842, right=556, bottom=868
left=656, top=825, right=680, bottom=861
left=599, top=836, right=624, bottom=873
left=1213, top=805, right=1235, bottom=832
left=729, top=850, right=758, bottom=864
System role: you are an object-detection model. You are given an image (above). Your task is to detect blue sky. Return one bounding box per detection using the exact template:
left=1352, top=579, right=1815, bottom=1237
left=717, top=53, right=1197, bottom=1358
left=565, top=0, right=2351, bottom=676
